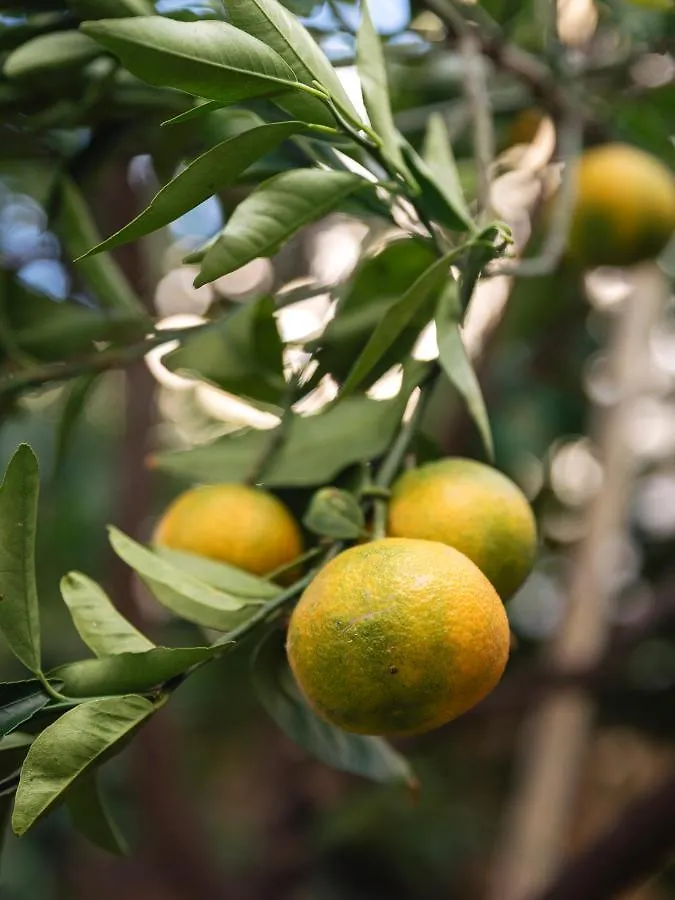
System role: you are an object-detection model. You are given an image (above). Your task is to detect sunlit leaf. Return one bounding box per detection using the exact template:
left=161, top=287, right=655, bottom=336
left=109, top=528, right=263, bottom=631
left=422, top=113, right=472, bottom=229
left=340, top=252, right=456, bottom=396
left=52, top=646, right=216, bottom=697
left=61, top=572, right=154, bottom=658
left=164, top=295, right=285, bottom=405
left=224, top=0, right=359, bottom=127
left=436, top=281, right=494, bottom=460
left=78, top=122, right=308, bottom=258
left=155, top=547, right=279, bottom=600
left=356, top=0, right=412, bottom=182
left=152, top=364, right=426, bottom=487
left=81, top=17, right=300, bottom=104
left=195, top=170, right=365, bottom=286
left=13, top=694, right=156, bottom=836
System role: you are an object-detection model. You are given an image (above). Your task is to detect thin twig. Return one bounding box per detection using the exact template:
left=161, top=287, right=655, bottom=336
left=498, top=109, right=583, bottom=278
left=460, top=32, right=496, bottom=219
left=0, top=325, right=208, bottom=399
left=488, top=263, right=668, bottom=900
left=536, top=767, right=675, bottom=900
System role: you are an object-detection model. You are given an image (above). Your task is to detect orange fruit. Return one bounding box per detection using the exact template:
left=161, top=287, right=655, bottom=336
left=154, top=483, right=302, bottom=580
left=287, top=538, right=510, bottom=736
left=566, top=144, right=675, bottom=267
left=388, top=458, right=536, bottom=598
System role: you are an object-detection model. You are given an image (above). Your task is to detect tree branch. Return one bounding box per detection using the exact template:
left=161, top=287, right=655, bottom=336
left=536, top=768, right=675, bottom=900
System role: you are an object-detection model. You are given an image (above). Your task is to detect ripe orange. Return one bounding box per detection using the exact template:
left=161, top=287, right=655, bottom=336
left=154, top=483, right=302, bottom=580
left=388, top=458, right=536, bottom=598
left=287, top=538, right=510, bottom=736
left=566, top=144, right=675, bottom=267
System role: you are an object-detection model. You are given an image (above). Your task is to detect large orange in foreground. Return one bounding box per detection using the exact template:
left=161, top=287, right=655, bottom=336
left=287, top=538, right=510, bottom=737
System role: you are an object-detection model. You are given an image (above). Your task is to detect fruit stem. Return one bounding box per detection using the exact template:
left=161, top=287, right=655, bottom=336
left=371, top=367, right=439, bottom=538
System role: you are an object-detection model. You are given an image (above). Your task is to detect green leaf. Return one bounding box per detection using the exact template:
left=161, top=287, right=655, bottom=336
left=66, top=771, right=128, bottom=856
left=164, top=295, right=285, bottom=405
left=161, top=99, right=226, bottom=128
left=78, top=122, right=307, bottom=259
left=59, top=179, right=146, bottom=316
left=109, top=528, right=262, bottom=631
left=0, top=446, right=41, bottom=674
left=435, top=282, right=494, bottom=461
left=252, top=629, right=415, bottom=786
left=154, top=548, right=279, bottom=600
left=404, top=141, right=473, bottom=233
left=151, top=367, right=425, bottom=487
left=53, top=375, right=102, bottom=479
left=61, top=572, right=154, bottom=658
left=51, top=646, right=216, bottom=697
left=68, top=0, right=154, bottom=17
left=422, top=113, right=472, bottom=229
left=303, top=488, right=365, bottom=539
left=223, top=0, right=359, bottom=128
left=458, top=224, right=506, bottom=309
left=0, top=682, right=51, bottom=739
left=4, top=279, right=145, bottom=363
left=81, top=17, right=300, bottom=105
left=4, top=31, right=100, bottom=80
left=195, top=170, right=365, bottom=286
left=356, top=0, right=412, bottom=182
left=312, top=237, right=437, bottom=386
left=340, top=252, right=456, bottom=396
left=12, top=695, right=156, bottom=836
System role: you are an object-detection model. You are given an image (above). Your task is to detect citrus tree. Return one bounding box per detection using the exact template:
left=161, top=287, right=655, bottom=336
left=0, top=0, right=673, bottom=895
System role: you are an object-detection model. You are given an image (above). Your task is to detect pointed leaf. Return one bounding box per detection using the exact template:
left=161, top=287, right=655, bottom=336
left=61, top=572, right=154, bottom=658
left=422, top=113, right=472, bottom=228
left=12, top=694, right=156, bottom=836
left=252, top=629, right=415, bottom=786
left=79, top=122, right=308, bottom=258
left=151, top=366, right=426, bottom=488
left=436, top=282, right=494, bottom=460
left=155, top=548, right=279, bottom=600
left=356, top=0, right=411, bottom=182
left=0, top=446, right=41, bottom=673
left=0, top=682, right=51, bottom=739
left=459, top=224, right=506, bottom=309
left=313, top=237, right=437, bottom=385
left=52, top=646, right=216, bottom=698
left=196, top=170, right=365, bottom=286
left=404, top=140, right=473, bottom=232
left=109, top=528, right=263, bottom=631
left=59, top=179, right=146, bottom=316
left=165, top=295, right=285, bottom=405
left=66, top=771, right=128, bottom=856
left=161, top=99, right=226, bottom=128
left=340, top=252, right=457, bottom=396
left=4, top=31, right=100, bottom=80
left=303, top=488, right=365, bottom=540
left=224, top=0, right=358, bottom=127
left=81, top=17, right=300, bottom=104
